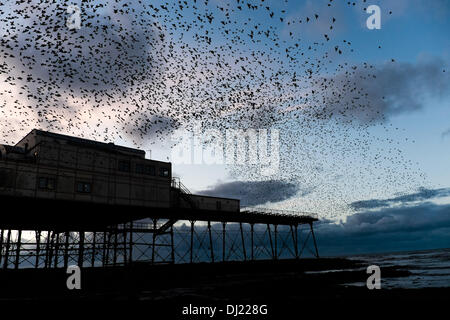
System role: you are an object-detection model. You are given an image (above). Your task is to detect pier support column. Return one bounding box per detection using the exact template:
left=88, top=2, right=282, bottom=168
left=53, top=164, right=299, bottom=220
left=250, top=224, right=254, bottom=261
left=113, top=228, right=118, bottom=266
left=78, top=231, right=85, bottom=267
left=105, top=231, right=112, bottom=266
left=208, top=221, right=214, bottom=263
left=102, top=231, right=107, bottom=267
left=15, top=229, right=22, bottom=269
left=91, top=232, right=96, bottom=267
left=130, top=221, right=134, bottom=265
left=170, top=224, right=174, bottom=264
left=122, top=227, right=127, bottom=266
left=190, top=220, right=195, bottom=263
left=3, top=230, right=11, bottom=269
left=222, top=222, right=226, bottom=262
left=0, top=229, right=4, bottom=266
left=267, top=224, right=274, bottom=260
left=44, top=231, right=51, bottom=268
left=310, top=223, right=319, bottom=258
left=54, top=232, right=60, bottom=268
left=151, top=219, right=157, bottom=264
left=63, top=232, right=69, bottom=269
left=291, top=224, right=299, bottom=259
left=240, top=222, right=247, bottom=261
left=48, top=232, right=55, bottom=269
left=274, top=225, right=278, bottom=260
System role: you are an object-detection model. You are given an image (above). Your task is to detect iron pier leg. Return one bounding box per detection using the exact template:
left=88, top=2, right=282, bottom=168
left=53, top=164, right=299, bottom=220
left=63, top=232, right=69, bottom=269
left=267, top=224, right=274, bottom=260
left=310, top=222, right=319, bottom=258
left=208, top=221, right=214, bottom=263
left=123, top=226, right=127, bottom=266
left=15, top=229, right=22, bottom=269
left=113, top=228, right=118, bottom=266
left=240, top=222, right=247, bottom=261
left=250, top=224, right=254, bottom=261
left=91, top=232, right=97, bottom=267
left=151, top=219, right=157, bottom=264
left=44, top=231, right=51, bottom=268
left=105, top=231, right=111, bottom=266
left=222, top=222, right=226, bottom=262
left=190, top=220, right=195, bottom=263
left=54, top=232, right=60, bottom=268
left=291, top=225, right=299, bottom=259
left=130, top=221, right=134, bottom=265
left=78, top=231, right=85, bottom=267
left=274, top=225, right=278, bottom=260
left=102, top=231, right=107, bottom=267
left=0, top=229, right=4, bottom=266
left=48, top=232, right=55, bottom=269
left=3, top=230, right=11, bottom=269
left=170, top=224, right=174, bottom=264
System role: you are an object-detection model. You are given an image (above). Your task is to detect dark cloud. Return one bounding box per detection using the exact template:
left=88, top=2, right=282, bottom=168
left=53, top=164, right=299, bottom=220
left=350, top=187, right=450, bottom=210
left=316, top=202, right=450, bottom=256
left=171, top=199, right=450, bottom=258
left=197, top=180, right=302, bottom=206
left=312, top=58, right=450, bottom=124
left=1, top=1, right=165, bottom=94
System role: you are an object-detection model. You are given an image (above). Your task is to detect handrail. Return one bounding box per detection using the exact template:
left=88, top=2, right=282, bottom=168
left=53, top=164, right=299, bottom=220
left=171, top=177, right=191, bottom=194
left=240, top=206, right=318, bottom=220
left=117, top=222, right=164, bottom=230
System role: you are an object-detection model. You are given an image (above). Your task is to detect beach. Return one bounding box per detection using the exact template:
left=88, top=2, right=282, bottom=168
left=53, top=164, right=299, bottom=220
left=1, top=248, right=448, bottom=309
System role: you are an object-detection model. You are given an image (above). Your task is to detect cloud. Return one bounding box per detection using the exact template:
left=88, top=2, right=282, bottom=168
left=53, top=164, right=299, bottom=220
left=316, top=201, right=450, bottom=256
left=197, top=180, right=302, bottom=206
left=168, top=197, right=450, bottom=257
left=0, top=1, right=165, bottom=94
left=311, top=58, right=450, bottom=124
left=350, top=187, right=450, bottom=210
left=0, top=1, right=170, bottom=144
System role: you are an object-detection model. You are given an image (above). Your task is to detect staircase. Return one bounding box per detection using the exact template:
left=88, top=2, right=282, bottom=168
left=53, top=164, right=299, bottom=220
left=171, top=177, right=197, bottom=209
left=155, top=218, right=177, bottom=235
left=117, top=221, right=177, bottom=234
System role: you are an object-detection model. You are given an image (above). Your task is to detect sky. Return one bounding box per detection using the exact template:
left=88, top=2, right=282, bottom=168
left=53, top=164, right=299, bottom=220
left=0, top=0, right=449, bottom=255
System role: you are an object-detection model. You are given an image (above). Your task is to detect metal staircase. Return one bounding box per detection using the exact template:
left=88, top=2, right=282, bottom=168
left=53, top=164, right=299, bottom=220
left=171, top=177, right=197, bottom=209
left=155, top=219, right=177, bottom=235
left=117, top=221, right=176, bottom=234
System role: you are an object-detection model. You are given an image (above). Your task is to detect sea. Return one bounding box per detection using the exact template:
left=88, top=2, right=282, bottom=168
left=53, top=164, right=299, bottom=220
left=344, top=247, right=450, bottom=289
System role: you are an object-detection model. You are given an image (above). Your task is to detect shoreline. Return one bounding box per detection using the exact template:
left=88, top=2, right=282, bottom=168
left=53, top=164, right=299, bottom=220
left=0, top=258, right=448, bottom=302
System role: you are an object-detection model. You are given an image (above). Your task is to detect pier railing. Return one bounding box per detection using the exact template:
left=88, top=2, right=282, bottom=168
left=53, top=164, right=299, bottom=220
left=240, top=206, right=318, bottom=220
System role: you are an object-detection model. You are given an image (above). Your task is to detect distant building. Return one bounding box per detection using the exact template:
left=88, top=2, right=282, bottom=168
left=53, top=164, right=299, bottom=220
left=0, top=129, right=239, bottom=213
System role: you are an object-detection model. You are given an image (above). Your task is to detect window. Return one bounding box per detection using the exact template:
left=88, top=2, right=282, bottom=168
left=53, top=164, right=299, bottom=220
left=159, top=167, right=169, bottom=177
left=76, top=182, right=92, bottom=193
left=216, top=201, right=222, bottom=210
left=47, top=178, right=55, bottom=190
left=145, top=165, right=156, bottom=176
left=118, top=160, right=130, bottom=172
left=38, top=177, right=47, bottom=189
left=38, top=177, right=55, bottom=190
left=135, top=163, right=145, bottom=174
left=136, top=164, right=155, bottom=175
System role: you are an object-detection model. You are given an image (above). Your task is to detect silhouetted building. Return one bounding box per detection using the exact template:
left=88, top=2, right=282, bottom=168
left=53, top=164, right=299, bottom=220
left=0, top=129, right=239, bottom=212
